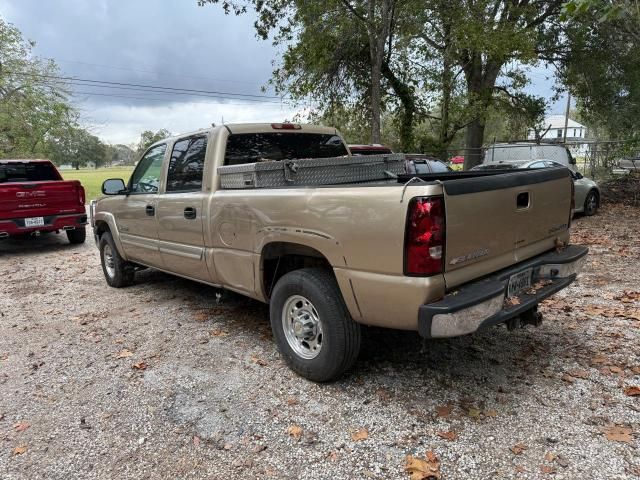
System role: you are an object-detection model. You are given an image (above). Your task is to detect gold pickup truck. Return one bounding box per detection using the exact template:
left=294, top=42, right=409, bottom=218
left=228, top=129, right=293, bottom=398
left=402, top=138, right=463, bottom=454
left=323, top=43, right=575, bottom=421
left=91, top=123, right=588, bottom=381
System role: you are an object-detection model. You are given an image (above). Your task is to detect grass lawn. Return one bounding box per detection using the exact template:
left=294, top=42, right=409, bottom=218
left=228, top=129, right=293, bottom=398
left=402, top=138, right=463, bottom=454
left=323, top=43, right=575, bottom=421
left=61, top=167, right=134, bottom=201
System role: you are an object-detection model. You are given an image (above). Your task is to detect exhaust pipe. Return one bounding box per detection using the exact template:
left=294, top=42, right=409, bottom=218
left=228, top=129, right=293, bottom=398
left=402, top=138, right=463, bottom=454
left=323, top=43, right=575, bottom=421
left=0, top=232, right=8, bottom=239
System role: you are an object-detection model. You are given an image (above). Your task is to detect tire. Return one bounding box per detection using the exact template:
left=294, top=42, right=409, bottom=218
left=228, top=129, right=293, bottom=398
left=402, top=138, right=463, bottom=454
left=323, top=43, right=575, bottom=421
left=99, top=231, right=135, bottom=288
left=584, top=190, right=599, bottom=216
left=66, top=227, right=86, bottom=244
left=270, top=268, right=361, bottom=382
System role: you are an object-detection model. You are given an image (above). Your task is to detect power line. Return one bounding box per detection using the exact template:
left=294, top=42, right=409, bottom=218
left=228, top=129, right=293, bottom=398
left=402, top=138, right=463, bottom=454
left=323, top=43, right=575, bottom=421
left=70, top=90, right=290, bottom=107
left=5, top=70, right=286, bottom=101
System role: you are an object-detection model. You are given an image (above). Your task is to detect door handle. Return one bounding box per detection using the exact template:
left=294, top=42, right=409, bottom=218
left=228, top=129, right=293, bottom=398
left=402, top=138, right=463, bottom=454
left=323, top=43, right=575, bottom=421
left=145, top=205, right=155, bottom=216
left=183, top=207, right=197, bottom=220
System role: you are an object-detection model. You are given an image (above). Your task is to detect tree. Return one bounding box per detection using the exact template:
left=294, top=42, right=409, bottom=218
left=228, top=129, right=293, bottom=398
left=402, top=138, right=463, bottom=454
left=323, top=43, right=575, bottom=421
left=136, top=129, right=171, bottom=154
left=0, top=17, right=76, bottom=158
left=48, top=126, right=106, bottom=169
left=560, top=1, right=640, bottom=140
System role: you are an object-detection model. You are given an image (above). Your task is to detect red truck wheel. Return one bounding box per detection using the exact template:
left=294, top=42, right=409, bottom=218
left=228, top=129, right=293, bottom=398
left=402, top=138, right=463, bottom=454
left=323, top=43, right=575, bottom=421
left=270, top=268, right=361, bottom=382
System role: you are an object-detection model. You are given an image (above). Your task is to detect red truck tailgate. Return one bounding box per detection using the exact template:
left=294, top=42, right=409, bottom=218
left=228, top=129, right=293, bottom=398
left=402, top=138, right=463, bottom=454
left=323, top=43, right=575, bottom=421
left=0, top=180, right=84, bottom=219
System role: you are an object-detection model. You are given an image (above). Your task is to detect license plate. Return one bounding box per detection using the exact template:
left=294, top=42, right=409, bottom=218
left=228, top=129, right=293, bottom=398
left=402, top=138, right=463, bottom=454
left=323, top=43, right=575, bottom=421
left=507, top=268, right=533, bottom=298
left=24, top=217, right=45, bottom=228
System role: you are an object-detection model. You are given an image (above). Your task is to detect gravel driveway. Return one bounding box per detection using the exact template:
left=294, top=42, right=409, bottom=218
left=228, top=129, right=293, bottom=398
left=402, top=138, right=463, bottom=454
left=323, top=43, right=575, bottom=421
left=1, top=205, right=639, bottom=479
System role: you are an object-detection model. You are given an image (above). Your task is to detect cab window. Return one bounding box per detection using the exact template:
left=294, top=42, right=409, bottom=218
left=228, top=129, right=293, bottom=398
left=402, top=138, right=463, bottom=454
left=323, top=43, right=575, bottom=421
left=166, top=136, right=207, bottom=192
left=130, top=144, right=166, bottom=193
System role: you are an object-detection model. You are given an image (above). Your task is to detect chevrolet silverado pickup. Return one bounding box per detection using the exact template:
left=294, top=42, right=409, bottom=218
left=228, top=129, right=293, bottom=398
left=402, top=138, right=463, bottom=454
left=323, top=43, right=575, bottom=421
left=0, top=159, right=87, bottom=243
left=91, top=123, right=588, bottom=381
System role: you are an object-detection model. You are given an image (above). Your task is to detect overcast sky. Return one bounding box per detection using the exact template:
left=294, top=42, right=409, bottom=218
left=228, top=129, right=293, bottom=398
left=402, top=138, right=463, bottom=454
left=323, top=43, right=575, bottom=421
left=1, top=0, right=565, bottom=145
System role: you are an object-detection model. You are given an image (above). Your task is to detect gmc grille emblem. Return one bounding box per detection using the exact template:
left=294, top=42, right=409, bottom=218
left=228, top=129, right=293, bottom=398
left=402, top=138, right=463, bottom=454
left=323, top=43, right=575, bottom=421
left=16, top=191, right=46, bottom=198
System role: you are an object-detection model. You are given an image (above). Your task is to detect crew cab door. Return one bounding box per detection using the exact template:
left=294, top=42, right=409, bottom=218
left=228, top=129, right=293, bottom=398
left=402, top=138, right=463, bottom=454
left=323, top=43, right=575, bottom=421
left=114, top=144, right=166, bottom=266
left=156, top=135, right=210, bottom=282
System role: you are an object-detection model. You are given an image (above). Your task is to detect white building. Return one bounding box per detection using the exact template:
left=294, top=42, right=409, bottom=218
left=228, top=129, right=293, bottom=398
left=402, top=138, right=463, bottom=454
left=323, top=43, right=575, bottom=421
left=527, top=115, right=587, bottom=141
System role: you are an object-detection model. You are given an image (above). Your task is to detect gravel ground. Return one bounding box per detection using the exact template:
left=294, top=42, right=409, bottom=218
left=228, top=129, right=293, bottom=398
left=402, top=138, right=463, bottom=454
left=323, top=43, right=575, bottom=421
left=1, top=205, right=639, bottom=480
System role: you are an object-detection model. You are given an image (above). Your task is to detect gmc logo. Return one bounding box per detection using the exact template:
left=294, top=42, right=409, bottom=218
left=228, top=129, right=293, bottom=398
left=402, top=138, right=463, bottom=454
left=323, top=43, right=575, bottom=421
left=16, top=191, right=46, bottom=198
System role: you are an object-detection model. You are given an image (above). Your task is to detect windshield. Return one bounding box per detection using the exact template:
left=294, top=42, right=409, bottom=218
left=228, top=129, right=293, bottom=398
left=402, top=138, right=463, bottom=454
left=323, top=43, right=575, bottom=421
left=224, top=133, right=348, bottom=165
left=0, top=161, right=61, bottom=183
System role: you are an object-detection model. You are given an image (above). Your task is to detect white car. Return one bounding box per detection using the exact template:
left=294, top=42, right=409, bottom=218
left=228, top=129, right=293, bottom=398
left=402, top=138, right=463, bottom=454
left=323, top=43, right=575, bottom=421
left=472, top=160, right=600, bottom=216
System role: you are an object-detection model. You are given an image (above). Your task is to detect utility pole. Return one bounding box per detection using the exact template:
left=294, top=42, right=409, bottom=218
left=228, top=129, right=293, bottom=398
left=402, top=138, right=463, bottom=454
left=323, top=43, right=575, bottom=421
left=562, top=92, right=571, bottom=144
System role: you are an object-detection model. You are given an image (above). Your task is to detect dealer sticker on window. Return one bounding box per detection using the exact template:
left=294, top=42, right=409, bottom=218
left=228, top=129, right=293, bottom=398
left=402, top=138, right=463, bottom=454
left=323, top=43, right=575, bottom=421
left=507, top=268, right=533, bottom=298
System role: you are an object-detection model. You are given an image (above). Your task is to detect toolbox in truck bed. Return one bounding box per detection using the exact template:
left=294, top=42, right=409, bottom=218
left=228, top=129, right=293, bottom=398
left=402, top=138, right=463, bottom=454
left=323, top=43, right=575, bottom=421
left=217, top=153, right=407, bottom=189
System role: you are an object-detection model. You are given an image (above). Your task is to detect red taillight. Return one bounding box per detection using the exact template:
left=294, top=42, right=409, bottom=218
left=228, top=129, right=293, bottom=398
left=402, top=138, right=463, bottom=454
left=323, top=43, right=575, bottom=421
left=271, top=123, right=301, bottom=130
left=404, top=196, right=445, bottom=276
left=78, top=185, right=86, bottom=206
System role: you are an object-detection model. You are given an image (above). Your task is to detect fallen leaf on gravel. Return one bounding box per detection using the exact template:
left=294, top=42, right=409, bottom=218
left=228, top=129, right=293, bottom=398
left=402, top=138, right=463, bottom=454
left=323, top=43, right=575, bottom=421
left=376, top=388, right=392, bottom=401
left=327, top=451, right=338, bottom=461
left=590, top=355, right=609, bottom=365
left=436, top=430, right=457, bottom=441
left=351, top=428, right=369, bottom=442
left=562, top=374, right=576, bottom=384
left=625, top=386, right=640, bottom=396
left=615, top=291, right=640, bottom=302
left=484, top=409, right=498, bottom=418
left=210, top=328, right=228, bottom=337
left=193, top=435, right=200, bottom=446
left=510, top=443, right=528, bottom=455
left=116, top=349, right=133, bottom=359
left=544, top=452, right=556, bottom=462
left=600, top=426, right=633, bottom=443
left=555, top=455, right=569, bottom=468
left=13, top=422, right=30, bottom=432
left=13, top=445, right=27, bottom=455
left=540, top=465, right=556, bottom=474
left=193, top=312, right=208, bottom=322
left=250, top=356, right=268, bottom=366
left=632, top=366, right=640, bottom=375
left=287, top=425, right=303, bottom=440
left=467, top=407, right=481, bottom=418
left=405, top=451, right=441, bottom=480
left=132, top=361, right=148, bottom=370
left=435, top=405, right=452, bottom=417
left=609, top=366, right=624, bottom=374
left=286, top=397, right=298, bottom=406
left=567, top=369, right=589, bottom=379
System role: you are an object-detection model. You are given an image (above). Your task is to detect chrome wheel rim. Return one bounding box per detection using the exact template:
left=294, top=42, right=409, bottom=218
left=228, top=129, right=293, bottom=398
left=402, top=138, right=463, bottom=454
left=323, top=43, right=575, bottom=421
left=282, top=295, right=323, bottom=359
left=103, top=244, right=116, bottom=278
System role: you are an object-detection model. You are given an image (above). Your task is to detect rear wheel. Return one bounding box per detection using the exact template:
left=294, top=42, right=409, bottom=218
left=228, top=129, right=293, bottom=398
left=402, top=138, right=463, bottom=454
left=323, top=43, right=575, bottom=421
left=270, top=268, right=361, bottom=382
left=584, top=190, right=598, bottom=216
left=99, top=232, right=134, bottom=287
left=66, top=227, right=86, bottom=244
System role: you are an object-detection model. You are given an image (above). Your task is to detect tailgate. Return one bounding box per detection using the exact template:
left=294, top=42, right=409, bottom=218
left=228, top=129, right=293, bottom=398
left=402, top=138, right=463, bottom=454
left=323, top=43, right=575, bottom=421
left=441, top=168, right=572, bottom=288
left=0, top=181, right=83, bottom=219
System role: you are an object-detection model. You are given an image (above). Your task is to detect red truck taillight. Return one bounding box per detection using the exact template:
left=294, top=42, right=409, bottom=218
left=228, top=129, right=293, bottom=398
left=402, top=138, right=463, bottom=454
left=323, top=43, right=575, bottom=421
left=78, top=185, right=86, bottom=206
left=404, top=196, right=445, bottom=276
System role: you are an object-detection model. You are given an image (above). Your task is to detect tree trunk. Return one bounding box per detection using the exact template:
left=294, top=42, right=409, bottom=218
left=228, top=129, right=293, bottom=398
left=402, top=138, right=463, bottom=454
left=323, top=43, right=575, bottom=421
left=381, top=60, right=415, bottom=151
left=464, top=120, right=485, bottom=168
left=370, top=57, right=382, bottom=144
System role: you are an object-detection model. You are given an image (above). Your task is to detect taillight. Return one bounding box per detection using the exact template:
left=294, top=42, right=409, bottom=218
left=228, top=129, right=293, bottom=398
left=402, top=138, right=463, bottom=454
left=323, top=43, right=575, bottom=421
left=271, top=123, right=301, bottom=130
left=404, top=196, right=445, bottom=276
left=78, top=185, right=86, bottom=206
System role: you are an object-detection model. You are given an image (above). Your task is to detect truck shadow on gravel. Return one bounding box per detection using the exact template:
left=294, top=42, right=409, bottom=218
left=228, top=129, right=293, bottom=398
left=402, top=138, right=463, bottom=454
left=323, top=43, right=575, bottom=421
left=0, top=232, right=82, bottom=256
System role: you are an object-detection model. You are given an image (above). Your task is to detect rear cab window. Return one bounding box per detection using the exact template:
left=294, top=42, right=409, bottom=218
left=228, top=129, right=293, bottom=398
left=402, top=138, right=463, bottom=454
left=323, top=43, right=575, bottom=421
left=0, top=161, right=61, bottom=183
left=224, top=133, right=348, bottom=166
left=166, top=135, right=208, bottom=192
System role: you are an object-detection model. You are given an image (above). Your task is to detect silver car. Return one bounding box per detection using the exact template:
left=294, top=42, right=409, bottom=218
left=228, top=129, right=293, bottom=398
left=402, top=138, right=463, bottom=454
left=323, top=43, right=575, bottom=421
left=472, top=160, right=600, bottom=216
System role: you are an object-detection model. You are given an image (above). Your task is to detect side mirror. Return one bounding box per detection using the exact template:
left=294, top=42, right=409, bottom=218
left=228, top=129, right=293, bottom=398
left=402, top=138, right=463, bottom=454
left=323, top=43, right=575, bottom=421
left=573, top=171, right=583, bottom=180
left=102, top=178, right=127, bottom=195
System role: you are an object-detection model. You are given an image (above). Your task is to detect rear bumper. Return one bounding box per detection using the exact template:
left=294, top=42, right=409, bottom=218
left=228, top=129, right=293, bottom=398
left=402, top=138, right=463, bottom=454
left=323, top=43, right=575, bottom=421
left=0, top=212, right=87, bottom=238
left=418, top=245, right=589, bottom=338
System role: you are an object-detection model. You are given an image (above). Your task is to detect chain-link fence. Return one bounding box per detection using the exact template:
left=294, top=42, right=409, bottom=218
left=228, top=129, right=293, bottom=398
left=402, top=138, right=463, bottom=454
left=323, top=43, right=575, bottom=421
left=443, top=140, right=640, bottom=181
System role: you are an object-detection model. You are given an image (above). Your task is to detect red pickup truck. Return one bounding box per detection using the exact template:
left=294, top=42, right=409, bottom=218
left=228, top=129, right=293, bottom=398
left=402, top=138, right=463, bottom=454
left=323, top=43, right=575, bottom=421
left=0, top=159, right=87, bottom=243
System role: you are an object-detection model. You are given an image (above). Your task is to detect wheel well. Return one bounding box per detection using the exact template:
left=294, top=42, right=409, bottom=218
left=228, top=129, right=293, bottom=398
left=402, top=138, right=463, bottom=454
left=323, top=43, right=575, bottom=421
left=94, top=220, right=111, bottom=238
left=261, top=242, right=332, bottom=298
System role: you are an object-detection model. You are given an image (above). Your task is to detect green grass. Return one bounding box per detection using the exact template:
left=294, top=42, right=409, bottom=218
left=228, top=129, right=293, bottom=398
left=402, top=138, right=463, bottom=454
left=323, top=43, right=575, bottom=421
left=61, top=167, right=134, bottom=201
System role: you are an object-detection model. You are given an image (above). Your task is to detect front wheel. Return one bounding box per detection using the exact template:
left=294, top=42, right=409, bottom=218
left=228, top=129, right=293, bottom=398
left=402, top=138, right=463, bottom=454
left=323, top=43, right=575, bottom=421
left=99, top=232, right=135, bottom=288
left=584, top=190, right=599, bottom=216
left=270, top=268, right=361, bottom=382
